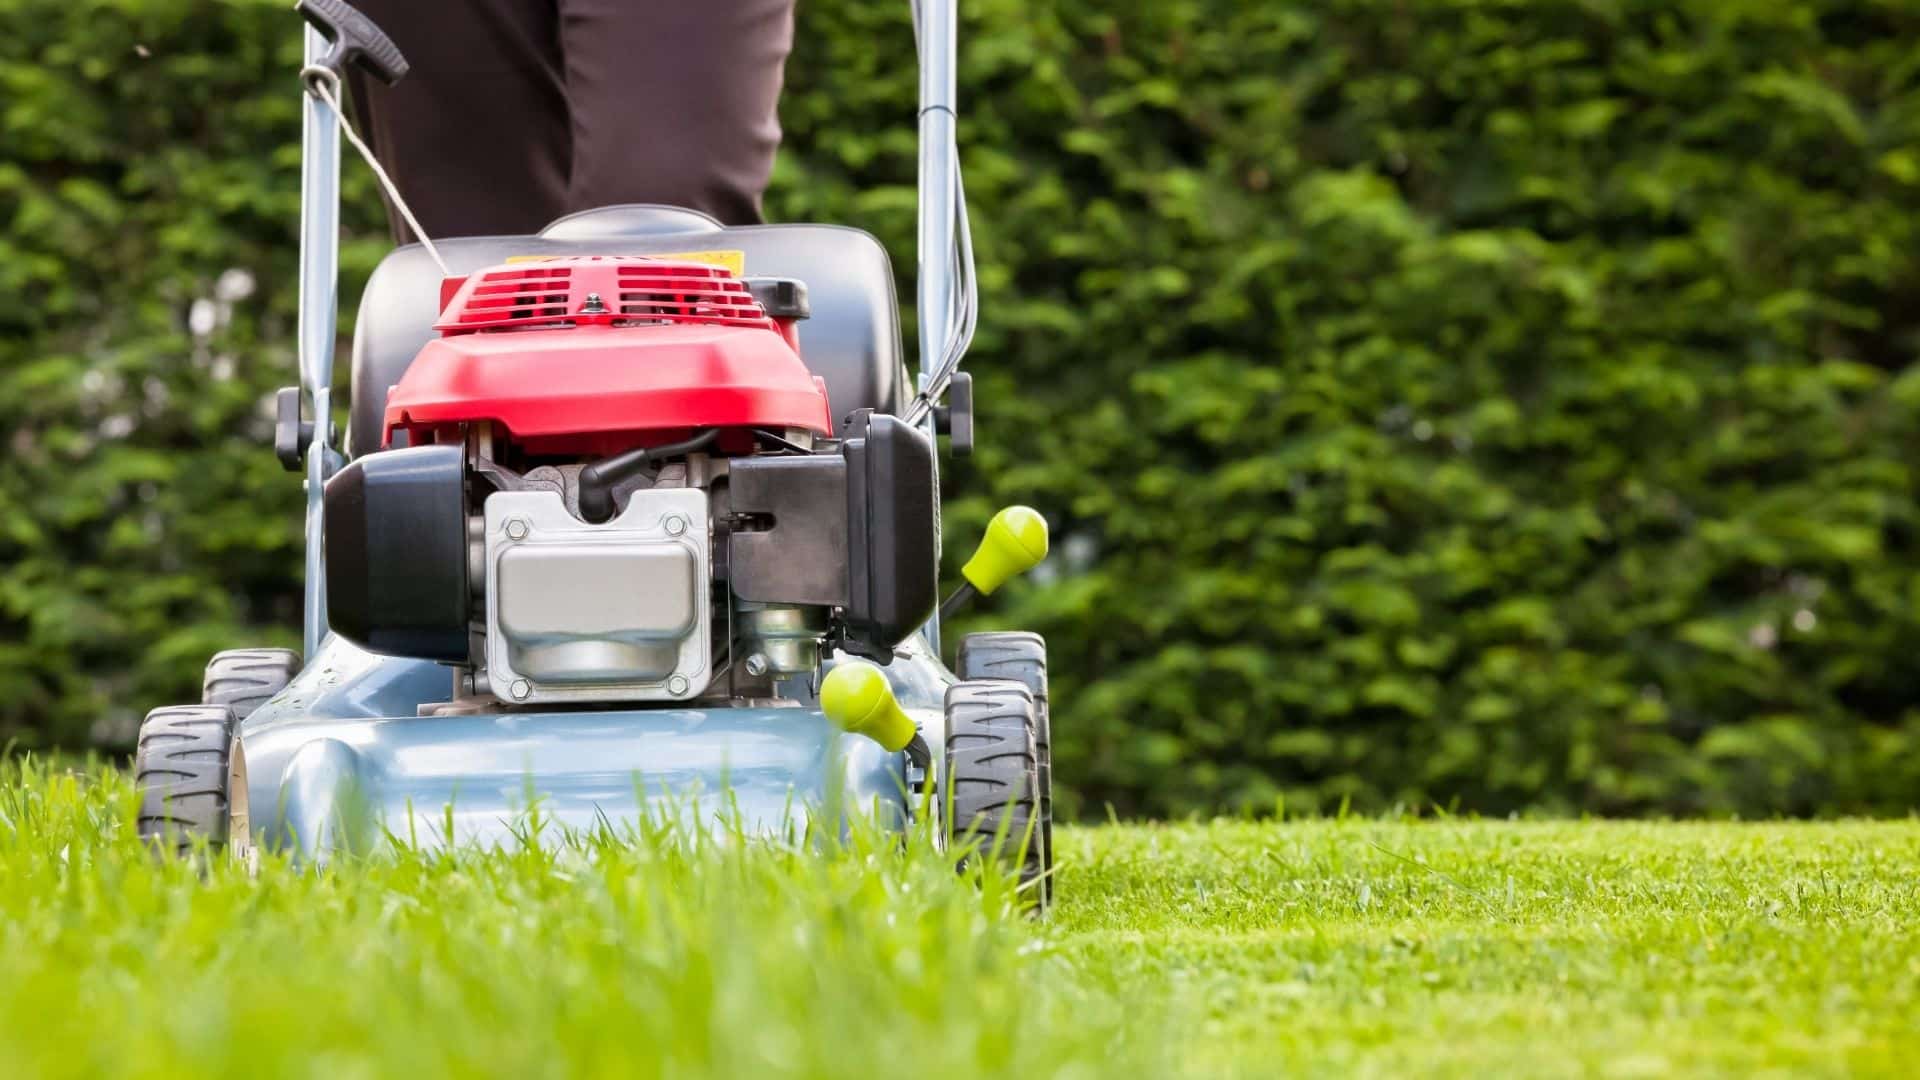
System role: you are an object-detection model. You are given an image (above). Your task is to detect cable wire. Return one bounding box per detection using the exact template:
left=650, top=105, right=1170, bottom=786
left=301, top=66, right=451, bottom=277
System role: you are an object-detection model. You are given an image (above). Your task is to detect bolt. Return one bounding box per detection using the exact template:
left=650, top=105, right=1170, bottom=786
left=667, top=674, right=690, bottom=695
left=509, top=679, right=530, bottom=700
left=744, top=654, right=770, bottom=678
left=664, top=514, right=688, bottom=537
left=505, top=518, right=529, bottom=541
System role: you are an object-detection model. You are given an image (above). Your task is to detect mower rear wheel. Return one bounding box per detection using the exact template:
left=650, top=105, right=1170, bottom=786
left=202, top=647, right=301, bottom=721
left=944, top=679, right=1049, bottom=908
left=134, top=704, right=248, bottom=858
left=956, top=632, right=1052, bottom=903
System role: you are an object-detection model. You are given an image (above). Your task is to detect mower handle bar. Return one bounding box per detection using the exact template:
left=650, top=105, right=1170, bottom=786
left=296, top=0, right=409, bottom=86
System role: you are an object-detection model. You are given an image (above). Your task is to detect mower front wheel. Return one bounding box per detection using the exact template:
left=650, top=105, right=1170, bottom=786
left=943, top=679, right=1049, bottom=908
left=134, top=704, right=249, bottom=859
left=956, top=632, right=1051, bottom=902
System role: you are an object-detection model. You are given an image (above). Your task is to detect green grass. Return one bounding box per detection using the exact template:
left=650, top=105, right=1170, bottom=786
left=1060, top=817, right=1920, bottom=1077
left=2, top=760, right=1915, bottom=1078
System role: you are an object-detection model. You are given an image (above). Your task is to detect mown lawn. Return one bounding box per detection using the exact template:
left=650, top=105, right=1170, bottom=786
left=1, top=759, right=1914, bottom=1078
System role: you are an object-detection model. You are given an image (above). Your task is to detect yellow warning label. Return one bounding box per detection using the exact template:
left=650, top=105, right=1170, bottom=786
left=504, top=250, right=747, bottom=276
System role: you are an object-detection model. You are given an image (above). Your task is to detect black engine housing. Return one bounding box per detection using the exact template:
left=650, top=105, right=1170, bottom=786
left=729, top=413, right=938, bottom=661
left=841, top=413, right=939, bottom=657
left=324, top=444, right=470, bottom=662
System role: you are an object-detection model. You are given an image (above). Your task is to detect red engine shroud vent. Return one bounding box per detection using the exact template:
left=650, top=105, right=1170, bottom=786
left=435, top=258, right=780, bottom=334
left=385, top=257, right=832, bottom=455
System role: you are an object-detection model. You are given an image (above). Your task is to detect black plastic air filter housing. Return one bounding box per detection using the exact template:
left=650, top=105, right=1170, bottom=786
left=841, top=412, right=939, bottom=658
left=324, top=444, right=470, bottom=662
left=727, top=412, right=938, bottom=662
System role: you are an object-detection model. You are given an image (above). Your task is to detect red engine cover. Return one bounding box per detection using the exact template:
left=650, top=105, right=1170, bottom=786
left=383, top=258, right=832, bottom=455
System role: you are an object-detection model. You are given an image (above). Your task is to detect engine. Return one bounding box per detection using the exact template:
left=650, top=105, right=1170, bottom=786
left=322, top=256, right=938, bottom=709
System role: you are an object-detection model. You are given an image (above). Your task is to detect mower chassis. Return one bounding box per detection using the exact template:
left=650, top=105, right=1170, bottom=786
left=240, top=634, right=954, bottom=860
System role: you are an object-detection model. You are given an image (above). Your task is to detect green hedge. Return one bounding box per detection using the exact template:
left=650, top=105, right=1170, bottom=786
left=6, top=1, right=1920, bottom=816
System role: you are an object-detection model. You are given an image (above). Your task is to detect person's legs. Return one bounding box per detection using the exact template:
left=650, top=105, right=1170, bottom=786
left=558, top=0, right=796, bottom=225
left=345, top=1, right=570, bottom=242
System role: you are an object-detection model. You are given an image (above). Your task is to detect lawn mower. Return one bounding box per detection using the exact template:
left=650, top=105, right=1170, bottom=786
left=133, top=0, right=1055, bottom=897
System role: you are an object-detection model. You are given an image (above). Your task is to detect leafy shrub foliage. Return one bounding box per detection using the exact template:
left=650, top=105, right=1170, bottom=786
left=6, top=1, right=1920, bottom=816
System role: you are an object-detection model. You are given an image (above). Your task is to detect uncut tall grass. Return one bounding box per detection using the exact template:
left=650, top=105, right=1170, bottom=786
left=0, top=758, right=1169, bottom=1079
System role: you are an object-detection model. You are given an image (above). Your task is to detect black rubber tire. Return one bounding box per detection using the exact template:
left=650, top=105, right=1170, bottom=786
left=956, top=632, right=1052, bottom=903
left=944, top=679, right=1049, bottom=908
left=134, top=704, right=246, bottom=856
left=201, top=647, right=300, bottom=721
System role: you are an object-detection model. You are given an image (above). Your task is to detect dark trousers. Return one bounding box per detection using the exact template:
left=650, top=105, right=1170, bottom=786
left=346, top=0, right=796, bottom=241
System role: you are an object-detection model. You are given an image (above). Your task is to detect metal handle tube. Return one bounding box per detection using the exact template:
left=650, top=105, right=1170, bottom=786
left=297, top=24, right=343, bottom=659
left=915, top=0, right=957, bottom=387
left=914, top=0, right=957, bottom=654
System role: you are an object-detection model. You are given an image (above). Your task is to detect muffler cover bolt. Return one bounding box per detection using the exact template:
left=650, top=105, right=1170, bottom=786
left=509, top=679, right=530, bottom=700
left=664, top=514, right=688, bottom=537
left=505, top=518, right=529, bottom=541
left=667, top=675, right=690, bottom=695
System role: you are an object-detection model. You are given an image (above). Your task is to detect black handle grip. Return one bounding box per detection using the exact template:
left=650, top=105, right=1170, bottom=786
left=296, top=0, right=409, bottom=85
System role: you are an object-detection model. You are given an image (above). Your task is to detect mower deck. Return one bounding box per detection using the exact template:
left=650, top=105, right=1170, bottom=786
left=241, top=634, right=954, bottom=859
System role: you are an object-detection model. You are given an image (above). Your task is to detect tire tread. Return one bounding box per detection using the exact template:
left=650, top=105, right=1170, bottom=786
left=956, top=633, right=1053, bottom=904
left=201, top=647, right=301, bottom=721
left=944, top=680, right=1047, bottom=906
left=133, top=704, right=237, bottom=854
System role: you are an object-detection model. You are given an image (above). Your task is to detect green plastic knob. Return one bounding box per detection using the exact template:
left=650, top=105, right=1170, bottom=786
left=819, top=660, right=916, bottom=752
left=960, top=505, right=1050, bottom=595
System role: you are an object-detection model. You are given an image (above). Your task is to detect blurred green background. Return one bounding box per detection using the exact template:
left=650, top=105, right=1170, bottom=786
left=5, top=0, right=1920, bottom=818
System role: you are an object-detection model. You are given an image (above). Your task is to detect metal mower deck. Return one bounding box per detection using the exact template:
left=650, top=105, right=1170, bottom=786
left=242, top=634, right=954, bottom=859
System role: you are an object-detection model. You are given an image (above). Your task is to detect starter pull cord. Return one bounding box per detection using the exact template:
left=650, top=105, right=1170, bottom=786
left=300, top=65, right=451, bottom=278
